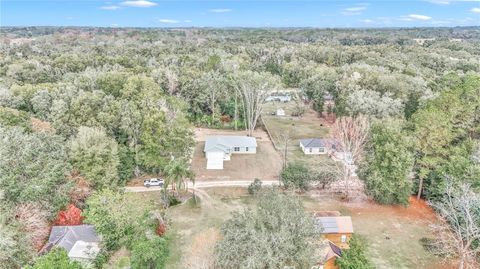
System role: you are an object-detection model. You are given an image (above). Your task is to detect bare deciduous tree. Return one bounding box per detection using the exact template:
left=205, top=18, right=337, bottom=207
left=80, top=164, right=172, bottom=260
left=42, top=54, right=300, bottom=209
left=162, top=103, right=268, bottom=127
left=233, top=71, right=280, bottom=136
left=198, top=71, right=227, bottom=123
left=430, top=181, right=480, bottom=269
left=331, top=115, right=369, bottom=198
left=276, top=129, right=291, bottom=169
left=15, top=203, right=50, bottom=251
left=165, top=69, right=178, bottom=95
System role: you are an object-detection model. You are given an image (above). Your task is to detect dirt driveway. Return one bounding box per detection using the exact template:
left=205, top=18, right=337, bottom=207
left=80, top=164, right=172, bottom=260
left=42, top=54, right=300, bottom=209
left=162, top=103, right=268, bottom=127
left=194, top=127, right=270, bottom=141
left=192, top=128, right=282, bottom=181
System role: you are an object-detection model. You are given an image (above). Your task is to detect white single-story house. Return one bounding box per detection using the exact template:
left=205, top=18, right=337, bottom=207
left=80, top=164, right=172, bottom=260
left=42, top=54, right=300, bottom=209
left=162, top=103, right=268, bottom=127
left=41, top=225, right=101, bottom=266
left=204, top=136, right=257, bottom=169
left=300, top=138, right=357, bottom=176
left=265, top=95, right=291, bottom=102
left=276, top=108, right=285, bottom=116
left=299, top=138, right=333, bottom=155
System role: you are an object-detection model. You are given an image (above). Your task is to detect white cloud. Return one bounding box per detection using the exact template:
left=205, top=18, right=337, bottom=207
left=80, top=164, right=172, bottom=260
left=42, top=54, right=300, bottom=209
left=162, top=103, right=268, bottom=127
left=100, top=5, right=120, bottom=10
left=345, top=6, right=367, bottom=12
left=342, top=6, right=367, bottom=16
left=426, top=0, right=451, bottom=4
left=407, top=14, right=432, bottom=20
left=360, top=19, right=374, bottom=23
left=159, top=19, right=179, bottom=24
left=184, top=20, right=192, bottom=23
left=471, top=7, right=480, bottom=13
left=209, top=8, right=232, bottom=13
left=430, top=19, right=452, bottom=25
left=426, top=0, right=480, bottom=4
left=120, top=0, right=157, bottom=8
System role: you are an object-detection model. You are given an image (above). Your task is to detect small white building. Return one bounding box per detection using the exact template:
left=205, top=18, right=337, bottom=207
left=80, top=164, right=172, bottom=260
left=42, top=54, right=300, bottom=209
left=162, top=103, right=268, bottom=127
left=276, top=108, right=285, bottom=116
left=204, top=136, right=257, bottom=169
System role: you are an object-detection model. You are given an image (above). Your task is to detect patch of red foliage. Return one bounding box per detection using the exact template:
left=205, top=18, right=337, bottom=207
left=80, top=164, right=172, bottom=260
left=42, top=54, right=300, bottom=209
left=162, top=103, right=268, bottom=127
left=220, top=115, right=231, bottom=123
left=156, top=222, right=167, bottom=236
left=53, top=204, right=84, bottom=226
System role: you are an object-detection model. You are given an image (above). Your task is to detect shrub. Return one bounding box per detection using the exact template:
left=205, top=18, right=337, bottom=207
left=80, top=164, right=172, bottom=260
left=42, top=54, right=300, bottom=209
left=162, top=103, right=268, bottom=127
left=25, top=248, right=82, bottom=269
left=0, top=106, right=32, bottom=132
left=53, top=204, right=83, bottom=226
left=83, top=189, right=153, bottom=251
left=93, top=249, right=109, bottom=268
left=167, top=195, right=181, bottom=206
left=215, top=189, right=319, bottom=268
left=280, top=163, right=313, bottom=191
left=130, top=236, right=169, bottom=269
left=247, top=178, right=262, bottom=195
left=335, top=235, right=373, bottom=269
left=156, top=222, right=167, bottom=237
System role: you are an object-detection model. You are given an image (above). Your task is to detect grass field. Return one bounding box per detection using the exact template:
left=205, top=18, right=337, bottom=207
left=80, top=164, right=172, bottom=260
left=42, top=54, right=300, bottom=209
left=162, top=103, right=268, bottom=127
left=262, top=102, right=335, bottom=169
left=191, top=128, right=283, bottom=181
left=158, top=188, right=450, bottom=269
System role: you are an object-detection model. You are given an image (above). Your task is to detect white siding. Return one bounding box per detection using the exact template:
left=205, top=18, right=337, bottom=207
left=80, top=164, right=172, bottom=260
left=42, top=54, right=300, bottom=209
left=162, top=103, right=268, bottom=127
left=232, top=146, right=256, bottom=154
left=300, top=144, right=327, bottom=155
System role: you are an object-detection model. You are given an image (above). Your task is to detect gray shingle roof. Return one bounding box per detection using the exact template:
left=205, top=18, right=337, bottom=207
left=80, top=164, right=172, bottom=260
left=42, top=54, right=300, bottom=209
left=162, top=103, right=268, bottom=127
left=300, top=138, right=328, bottom=148
left=48, top=225, right=100, bottom=252
left=315, top=216, right=353, bottom=234
left=300, top=138, right=343, bottom=151
left=204, top=136, right=257, bottom=153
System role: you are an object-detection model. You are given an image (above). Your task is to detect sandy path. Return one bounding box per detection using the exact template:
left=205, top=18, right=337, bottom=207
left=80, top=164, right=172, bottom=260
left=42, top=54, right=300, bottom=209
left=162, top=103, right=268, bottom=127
left=194, top=127, right=270, bottom=142
left=124, top=180, right=280, bottom=193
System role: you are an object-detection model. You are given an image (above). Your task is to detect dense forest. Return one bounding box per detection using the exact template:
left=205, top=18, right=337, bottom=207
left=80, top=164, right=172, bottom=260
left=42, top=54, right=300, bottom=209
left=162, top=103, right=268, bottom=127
left=0, top=27, right=479, bottom=268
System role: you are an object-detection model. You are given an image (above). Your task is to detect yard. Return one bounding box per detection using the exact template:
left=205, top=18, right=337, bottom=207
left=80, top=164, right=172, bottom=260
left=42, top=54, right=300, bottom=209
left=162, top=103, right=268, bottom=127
left=261, top=102, right=336, bottom=169
left=119, top=188, right=453, bottom=269
left=191, top=128, right=283, bottom=181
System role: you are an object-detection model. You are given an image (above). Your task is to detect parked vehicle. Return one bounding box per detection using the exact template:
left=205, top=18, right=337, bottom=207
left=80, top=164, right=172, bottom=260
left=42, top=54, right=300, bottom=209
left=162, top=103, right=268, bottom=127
left=143, top=178, right=164, bottom=187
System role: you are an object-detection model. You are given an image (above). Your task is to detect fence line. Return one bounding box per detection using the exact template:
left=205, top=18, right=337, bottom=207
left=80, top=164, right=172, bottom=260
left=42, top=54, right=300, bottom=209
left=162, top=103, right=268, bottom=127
left=260, top=115, right=280, bottom=151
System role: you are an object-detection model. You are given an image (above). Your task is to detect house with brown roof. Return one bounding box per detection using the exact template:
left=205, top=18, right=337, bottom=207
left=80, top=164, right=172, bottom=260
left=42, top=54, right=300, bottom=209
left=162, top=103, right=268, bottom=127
left=315, top=216, right=354, bottom=249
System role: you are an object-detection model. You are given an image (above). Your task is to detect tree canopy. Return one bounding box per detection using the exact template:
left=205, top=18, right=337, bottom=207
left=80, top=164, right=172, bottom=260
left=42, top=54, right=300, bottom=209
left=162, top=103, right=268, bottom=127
left=214, top=189, right=320, bottom=269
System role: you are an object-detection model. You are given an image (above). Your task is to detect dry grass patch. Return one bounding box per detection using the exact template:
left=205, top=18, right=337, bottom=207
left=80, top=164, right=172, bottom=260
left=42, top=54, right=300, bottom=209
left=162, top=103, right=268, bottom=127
left=262, top=102, right=335, bottom=169
left=191, top=141, right=282, bottom=181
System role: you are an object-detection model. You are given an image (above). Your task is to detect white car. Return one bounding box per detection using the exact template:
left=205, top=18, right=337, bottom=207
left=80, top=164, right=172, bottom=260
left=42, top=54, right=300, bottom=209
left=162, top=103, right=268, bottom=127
left=143, top=178, right=164, bottom=187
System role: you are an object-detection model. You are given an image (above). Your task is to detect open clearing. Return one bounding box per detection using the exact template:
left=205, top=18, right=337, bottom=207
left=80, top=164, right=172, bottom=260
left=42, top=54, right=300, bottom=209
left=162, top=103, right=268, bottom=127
left=191, top=128, right=283, bottom=181
left=261, top=102, right=336, bottom=169
left=125, top=188, right=451, bottom=269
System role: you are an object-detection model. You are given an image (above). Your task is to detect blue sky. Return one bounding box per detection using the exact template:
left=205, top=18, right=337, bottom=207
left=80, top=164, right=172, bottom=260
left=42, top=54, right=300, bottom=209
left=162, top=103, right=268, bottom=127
left=1, top=0, right=479, bottom=27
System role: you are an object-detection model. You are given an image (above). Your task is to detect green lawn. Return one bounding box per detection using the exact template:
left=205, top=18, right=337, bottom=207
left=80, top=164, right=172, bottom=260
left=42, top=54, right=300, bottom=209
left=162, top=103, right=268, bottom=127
left=119, top=188, right=447, bottom=269
left=262, top=102, right=334, bottom=169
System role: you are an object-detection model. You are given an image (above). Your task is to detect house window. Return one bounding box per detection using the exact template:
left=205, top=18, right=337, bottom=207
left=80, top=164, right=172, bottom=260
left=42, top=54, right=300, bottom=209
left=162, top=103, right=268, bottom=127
left=234, top=147, right=240, bottom=152
left=319, top=147, right=325, bottom=153
left=246, top=147, right=249, bottom=152
left=341, top=235, right=347, bottom=243
left=309, top=148, right=312, bottom=153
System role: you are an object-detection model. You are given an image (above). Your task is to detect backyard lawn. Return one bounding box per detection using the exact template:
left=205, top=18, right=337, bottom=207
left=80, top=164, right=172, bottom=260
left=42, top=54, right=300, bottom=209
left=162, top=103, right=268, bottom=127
left=160, top=187, right=451, bottom=269
left=191, top=128, right=283, bottom=181
left=261, top=102, right=336, bottom=169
